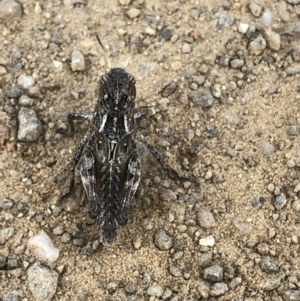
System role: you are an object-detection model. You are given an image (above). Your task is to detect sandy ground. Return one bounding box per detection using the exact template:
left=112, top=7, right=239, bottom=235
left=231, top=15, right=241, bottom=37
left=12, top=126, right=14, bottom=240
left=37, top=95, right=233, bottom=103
left=1, top=0, right=300, bottom=300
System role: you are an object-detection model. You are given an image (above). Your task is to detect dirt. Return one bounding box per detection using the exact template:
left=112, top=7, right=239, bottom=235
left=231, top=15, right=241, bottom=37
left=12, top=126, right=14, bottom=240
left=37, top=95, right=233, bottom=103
left=0, top=0, right=300, bottom=300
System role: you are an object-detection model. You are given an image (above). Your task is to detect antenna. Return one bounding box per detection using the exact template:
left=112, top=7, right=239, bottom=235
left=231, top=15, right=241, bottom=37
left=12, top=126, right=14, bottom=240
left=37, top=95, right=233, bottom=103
left=96, top=35, right=111, bottom=69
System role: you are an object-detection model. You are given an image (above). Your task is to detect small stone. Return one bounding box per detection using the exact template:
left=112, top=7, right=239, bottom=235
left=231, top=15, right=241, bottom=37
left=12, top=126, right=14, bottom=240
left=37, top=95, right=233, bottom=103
left=286, top=64, right=300, bottom=75
left=27, top=263, right=58, bottom=301
left=199, top=251, right=213, bottom=267
left=287, top=159, right=296, bottom=168
left=199, top=235, right=215, bottom=247
left=17, top=74, right=35, bottom=89
left=198, top=280, right=210, bottom=298
left=0, top=197, right=13, bottom=209
left=0, top=0, right=22, bottom=19
left=19, top=95, right=34, bottom=106
left=260, top=256, right=278, bottom=273
left=204, top=265, right=224, bottom=282
left=53, top=226, right=64, bottom=235
left=267, top=183, right=275, bottom=192
left=283, top=290, right=300, bottom=301
left=182, top=43, right=192, bottom=53
left=197, top=210, right=216, bottom=228
left=230, top=59, right=244, bottom=69
left=229, top=277, right=242, bottom=290
left=3, top=293, right=19, bottom=301
left=107, top=282, right=118, bottom=293
left=286, top=0, right=300, bottom=3
left=142, top=218, right=154, bottom=231
left=159, top=189, right=177, bottom=202
left=61, top=233, right=71, bottom=243
left=53, top=60, right=63, bottom=72
left=154, top=229, right=173, bottom=251
left=7, top=257, right=18, bottom=269
left=238, top=22, right=249, bottom=34
left=286, top=125, right=299, bottom=136
left=0, top=227, right=15, bottom=244
left=274, top=193, right=287, bottom=210
left=0, top=65, right=7, bottom=74
left=71, top=50, right=85, bottom=71
left=211, top=84, right=221, bottom=98
left=5, top=84, right=23, bottom=98
left=171, top=61, right=182, bottom=71
left=210, top=283, right=228, bottom=296
left=261, top=141, right=274, bottom=156
left=147, top=283, right=164, bottom=297
left=249, top=2, right=262, bottom=17
left=251, top=196, right=264, bottom=209
left=18, top=107, right=43, bottom=142
left=126, top=8, right=141, bottom=19
left=265, top=30, right=281, bottom=51
left=232, top=217, right=251, bottom=232
left=132, top=237, right=142, bottom=249
left=160, top=27, right=172, bottom=41
left=214, top=13, right=236, bottom=29
left=169, top=265, right=182, bottom=277
left=192, top=91, right=213, bottom=108
left=125, top=283, right=136, bottom=294
left=0, top=254, right=6, bottom=268
left=262, top=277, right=281, bottom=291
left=248, top=36, right=267, bottom=55
left=160, top=82, right=177, bottom=97
left=28, top=232, right=59, bottom=264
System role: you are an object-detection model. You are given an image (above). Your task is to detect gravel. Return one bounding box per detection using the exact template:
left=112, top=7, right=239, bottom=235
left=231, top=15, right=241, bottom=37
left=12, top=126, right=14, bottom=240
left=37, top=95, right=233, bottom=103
left=274, top=193, right=287, bottom=210
left=197, top=210, right=216, bottom=228
left=71, top=50, right=85, bottom=71
left=147, top=283, right=164, bottom=297
left=18, top=108, right=43, bottom=142
left=192, top=91, right=213, bottom=107
left=203, top=265, right=224, bottom=282
left=27, top=263, right=58, bottom=301
left=0, top=197, right=14, bottom=209
left=154, top=229, right=173, bottom=251
left=0, top=227, right=15, bottom=244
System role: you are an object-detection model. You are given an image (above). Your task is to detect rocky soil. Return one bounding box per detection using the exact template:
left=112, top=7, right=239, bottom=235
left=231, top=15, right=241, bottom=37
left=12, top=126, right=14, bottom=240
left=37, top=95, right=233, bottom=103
left=0, top=0, right=300, bottom=300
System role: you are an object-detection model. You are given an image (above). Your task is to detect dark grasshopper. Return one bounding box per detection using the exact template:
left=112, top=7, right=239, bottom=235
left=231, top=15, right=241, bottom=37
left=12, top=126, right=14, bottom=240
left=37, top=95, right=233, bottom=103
left=57, top=41, right=194, bottom=245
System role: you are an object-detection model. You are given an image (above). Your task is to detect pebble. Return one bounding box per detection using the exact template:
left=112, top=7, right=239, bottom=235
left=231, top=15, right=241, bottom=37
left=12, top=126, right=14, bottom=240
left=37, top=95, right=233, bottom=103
left=159, top=27, right=172, bottom=41
left=169, top=265, right=182, bottom=277
left=0, top=255, right=7, bottom=268
left=182, top=43, right=192, bottom=53
left=204, top=265, right=224, bottom=282
left=18, top=107, right=43, bottom=142
left=229, top=277, right=242, bottom=290
left=159, top=189, right=177, bottom=202
left=230, top=59, right=244, bottom=69
left=27, top=263, right=58, bottom=301
left=211, top=84, right=221, bottom=98
left=28, top=232, right=59, bottom=264
left=238, top=22, right=249, bottom=34
left=261, top=141, right=274, bottom=156
left=160, top=82, right=177, bottom=97
left=287, top=159, right=296, bottom=168
left=71, top=50, right=85, bottom=71
left=7, top=257, right=18, bottom=269
left=5, top=84, right=23, bottom=98
left=283, top=290, right=300, bottom=301
left=3, top=293, right=19, bottom=301
left=262, top=277, right=281, bottom=291
left=0, top=65, right=7, bottom=74
left=125, top=283, right=136, bottom=294
left=0, top=197, right=13, bottom=209
left=147, top=283, right=164, bottom=297
left=248, top=36, right=267, bottom=55
left=199, top=235, right=215, bottom=247
left=53, top=226, right=64, bottom=235
left=0, top=124, right=10, bottom=145
left=192, top=91, right=213, bottom=108
left=210, top=282, right=228, bottom=296
left=0, top=0, right=22, bottom=19
left=17, top=74, right=35, bottom=89
left=286, top=0, right=300, bottom=3
left=286, top=64, right=300, bottom=75
left=154, top=229, right=173, bottom=251
left=126, top=8, right=141, bottom=19
left=249, top=1, right=262, bottom=17
left=265, top=30, right=281, bottom=51
left=260, top=256, right=278, bottom=273
left=132, top=237, right=142, bottom=249
left=171, top=61, right=182, bottom=71
left=0, top=227, right=15, bottom=244
left=19, top=95, right=34, bottom=106
left=232, top=217, right=251, bottom=232
left=107, top=282, right=118, bottom=293
left=251, top=196, right=264, bottom=209
left=274, top=193, right=287, bottom=210
left=197, top=210, right=216, bottom=228
left=214, top=13, right=236, bottom=30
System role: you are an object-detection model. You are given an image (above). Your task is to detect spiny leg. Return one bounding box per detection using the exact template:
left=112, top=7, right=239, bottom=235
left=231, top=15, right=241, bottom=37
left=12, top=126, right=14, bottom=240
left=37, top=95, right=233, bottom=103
left=57, top=127, right=94, bottom=203
left=80, top=148, right=99, bottom=219
left=117, top=151, right=141, bottom=226
left=57, top=113, right=93, bottom=137
left=137, top=133, right=195, bottom=183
